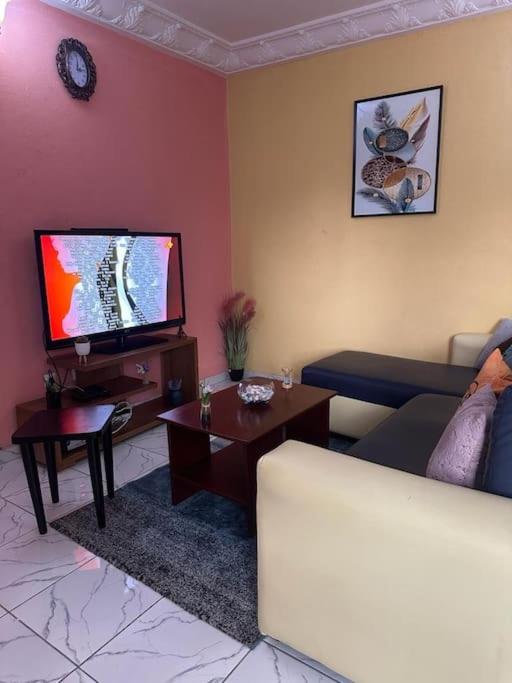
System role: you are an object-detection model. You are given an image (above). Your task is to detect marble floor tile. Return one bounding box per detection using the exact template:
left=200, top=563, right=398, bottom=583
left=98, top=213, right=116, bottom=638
left=14, top=557, right=161, bottom=664
left=0, top=528, right=94, bottom=610
left=211, top=436, right=233, bottom=452
left=225, top=641, right=340, bottom=682
left=124, top=425, right=169, bottom=457
left=83, top=598, right=248, bottom=683
left=3, top=444, right=20, bottom=455
left=0, top=452, right=32, bottom=500
left=74, top=442, right=167, bottom=489
left=0, top=613, right=74, bottom=682
left=0, top=447, right=19, bottom=462
left=0, top=498, right=38, bottom=548
left=265, top=638, right=352, bottom=683
left=61, top=670, right=97, bottom=683
left=5, top=467, right=95, bottom=523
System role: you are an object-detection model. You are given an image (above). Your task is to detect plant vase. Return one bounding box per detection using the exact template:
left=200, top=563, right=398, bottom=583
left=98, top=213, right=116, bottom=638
left=199, top=382, right=212, bottom=427
left=229, top=368, right=244, bottom=382
left=218, top=292, right=256, bottom=388
left=46, top=390, right=62, bottom=409
left=167, top=378, right=184, bottom=407
left=200, top=400, right=211, bottom=427
left=74, top=339, right=91, bottom=366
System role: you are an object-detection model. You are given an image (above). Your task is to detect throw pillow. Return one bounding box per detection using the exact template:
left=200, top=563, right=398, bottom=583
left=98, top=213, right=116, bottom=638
left=502, top=344, right=512, bottom=368
left=483, top=386, right=512, bottom=498
left=466, top=349, right=512, bottom=397
left=475, top=319, right=512, bottom=369
left=426, top=384, right=496, bottom=488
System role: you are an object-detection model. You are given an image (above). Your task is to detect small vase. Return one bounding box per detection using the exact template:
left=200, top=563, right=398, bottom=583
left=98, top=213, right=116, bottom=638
left=200, top=401, right=211, bottom=427
left=282, top=368, right=293, bottom=390
left=168, top=388, right=184, bottom=407
left=229, top=368, right=244, bottom=382
left=46, top=391, right=61, bottom=409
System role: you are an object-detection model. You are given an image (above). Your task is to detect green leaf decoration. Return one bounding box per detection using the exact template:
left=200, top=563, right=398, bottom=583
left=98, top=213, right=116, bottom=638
left=397, top=178, right=415, bottom=213
left=363, top=127, right=382, bottom=156
left=373, top=101, right=397, bottom=130
left=358, top=188, right=400, bottom=214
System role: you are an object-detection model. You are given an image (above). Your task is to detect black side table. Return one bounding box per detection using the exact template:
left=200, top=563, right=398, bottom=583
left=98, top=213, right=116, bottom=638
left=11, top=404, right=116, bottom=534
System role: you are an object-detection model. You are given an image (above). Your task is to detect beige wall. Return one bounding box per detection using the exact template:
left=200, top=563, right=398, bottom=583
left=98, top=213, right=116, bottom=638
left=228, top=12, right=512, bottom=376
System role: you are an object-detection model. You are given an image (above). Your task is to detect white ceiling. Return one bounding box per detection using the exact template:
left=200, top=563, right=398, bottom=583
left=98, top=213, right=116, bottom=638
left=42, top=0, right=511, bottom=74
left=153, top=0, right=369, bottom=43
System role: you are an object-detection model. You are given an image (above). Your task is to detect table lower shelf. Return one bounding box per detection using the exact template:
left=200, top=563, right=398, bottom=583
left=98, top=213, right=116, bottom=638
left=173, top=442, right=248, bottom=508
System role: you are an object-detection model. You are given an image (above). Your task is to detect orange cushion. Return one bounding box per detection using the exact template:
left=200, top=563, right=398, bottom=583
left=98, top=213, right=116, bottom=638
left=466, top=349, right=512, bottom=396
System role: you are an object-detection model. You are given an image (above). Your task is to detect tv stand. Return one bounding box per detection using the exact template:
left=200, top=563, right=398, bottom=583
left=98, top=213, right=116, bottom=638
left=94, top=334, right=169, bottom=355
left=15, top=333, right=198, bottom=471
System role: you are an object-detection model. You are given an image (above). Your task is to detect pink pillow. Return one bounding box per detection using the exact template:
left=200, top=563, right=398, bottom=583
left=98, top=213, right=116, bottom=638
left=426, top=385, right=496, bottom=488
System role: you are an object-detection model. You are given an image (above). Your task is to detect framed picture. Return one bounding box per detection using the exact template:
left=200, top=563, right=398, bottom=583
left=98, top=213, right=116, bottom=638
left=352, top=85, right=443, bottom=217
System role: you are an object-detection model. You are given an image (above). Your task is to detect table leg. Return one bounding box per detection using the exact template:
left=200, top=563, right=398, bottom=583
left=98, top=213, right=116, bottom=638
left=87, top=436, right=105, bottom=529
left=166, top=424, right=211, bottom=505
left=43, top=442, right=59, bottom=503
left=286, top=399, right=331, bottom=448
left=103, top=423, right=115, bottom=499
left=244, top=428, right=284, bottom=536
left=21, top=443, right=47, bottom=534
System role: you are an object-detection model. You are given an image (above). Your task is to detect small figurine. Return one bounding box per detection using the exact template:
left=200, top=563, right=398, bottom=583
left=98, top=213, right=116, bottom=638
left=136, top=361, right=151, bottom=385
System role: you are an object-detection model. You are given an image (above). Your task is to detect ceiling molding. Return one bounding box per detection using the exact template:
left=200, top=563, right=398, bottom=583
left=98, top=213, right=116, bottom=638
left=40, top=0, right=512, bottom=75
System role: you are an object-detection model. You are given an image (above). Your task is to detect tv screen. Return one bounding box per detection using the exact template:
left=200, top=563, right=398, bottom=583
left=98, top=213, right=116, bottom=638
left=35, top=230, right=185, bottom=349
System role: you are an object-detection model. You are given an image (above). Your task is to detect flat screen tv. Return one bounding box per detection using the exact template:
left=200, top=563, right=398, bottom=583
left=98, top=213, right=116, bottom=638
left=35, top=229, right=186, bottom=352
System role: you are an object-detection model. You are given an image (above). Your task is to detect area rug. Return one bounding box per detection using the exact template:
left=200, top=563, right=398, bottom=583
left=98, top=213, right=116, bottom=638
left=51, top=435, right=355, bottom=646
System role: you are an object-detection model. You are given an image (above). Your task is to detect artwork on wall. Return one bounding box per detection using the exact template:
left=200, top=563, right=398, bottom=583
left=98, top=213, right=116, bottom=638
left=352, top=85, right=443, bottom=217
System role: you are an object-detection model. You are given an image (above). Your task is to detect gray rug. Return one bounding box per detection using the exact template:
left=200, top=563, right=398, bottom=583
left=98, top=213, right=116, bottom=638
left=51, top=435, right=355, bottom=646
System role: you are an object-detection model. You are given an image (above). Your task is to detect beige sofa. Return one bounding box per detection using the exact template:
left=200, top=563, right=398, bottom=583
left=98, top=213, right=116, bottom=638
left=257, top=333, right=512, bottom=683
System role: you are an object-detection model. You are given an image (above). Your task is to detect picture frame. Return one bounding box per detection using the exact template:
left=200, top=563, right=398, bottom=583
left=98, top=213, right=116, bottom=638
left=351, top=85, right=443, bottom=218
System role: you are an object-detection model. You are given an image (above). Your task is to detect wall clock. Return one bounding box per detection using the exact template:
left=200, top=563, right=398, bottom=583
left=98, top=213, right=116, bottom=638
left=56, top=38, right=97, bottom=101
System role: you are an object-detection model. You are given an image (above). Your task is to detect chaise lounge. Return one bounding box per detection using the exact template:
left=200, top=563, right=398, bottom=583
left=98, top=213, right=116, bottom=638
left=301, top=333, right=486, bottom=476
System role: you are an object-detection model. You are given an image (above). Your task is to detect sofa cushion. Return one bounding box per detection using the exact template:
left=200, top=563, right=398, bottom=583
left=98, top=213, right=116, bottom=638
left=346, top=394, right=461, bottom=476
left=475, top=318, right=512, bottom=368
left=302, top=351, right=476, bottom=409
left=426, top=385, right=496, bottom=488
left=483, top=385, right=512, bottom=498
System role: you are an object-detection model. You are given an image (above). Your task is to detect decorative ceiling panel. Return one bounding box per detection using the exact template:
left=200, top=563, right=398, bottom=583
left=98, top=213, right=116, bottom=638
left=40, top=0, right=512, bottom=74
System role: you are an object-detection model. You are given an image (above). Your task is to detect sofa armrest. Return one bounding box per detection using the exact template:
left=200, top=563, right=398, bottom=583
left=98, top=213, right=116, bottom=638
left=257, top=440, right=512, bottom=683
left=450, top=332, right=490, bottom=367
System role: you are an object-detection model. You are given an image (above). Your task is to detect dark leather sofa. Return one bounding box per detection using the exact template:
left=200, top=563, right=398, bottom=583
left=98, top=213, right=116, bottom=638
left=302, top=350, right=477, bottom=477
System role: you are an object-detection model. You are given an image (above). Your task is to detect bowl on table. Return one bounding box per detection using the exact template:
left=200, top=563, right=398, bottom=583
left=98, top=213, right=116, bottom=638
left=237, top=379, right=275, bottom=405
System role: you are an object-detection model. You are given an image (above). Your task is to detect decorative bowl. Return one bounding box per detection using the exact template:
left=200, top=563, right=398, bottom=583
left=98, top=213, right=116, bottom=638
left=238, top=379, right=275, bottom=405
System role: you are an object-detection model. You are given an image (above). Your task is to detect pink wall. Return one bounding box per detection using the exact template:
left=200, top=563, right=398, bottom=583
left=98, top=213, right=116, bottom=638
left=0, top=0, right=231, bottom=445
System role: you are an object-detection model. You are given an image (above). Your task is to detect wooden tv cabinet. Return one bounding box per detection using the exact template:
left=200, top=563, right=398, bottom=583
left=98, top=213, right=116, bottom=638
left=15, top=334, right=198, bottom=471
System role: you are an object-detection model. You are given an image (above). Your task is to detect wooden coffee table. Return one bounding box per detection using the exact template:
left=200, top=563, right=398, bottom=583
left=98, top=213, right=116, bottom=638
left=158, top=380, right=336, bottom=534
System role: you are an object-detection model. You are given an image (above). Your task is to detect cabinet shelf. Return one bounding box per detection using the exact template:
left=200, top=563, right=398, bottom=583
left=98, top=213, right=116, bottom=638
left=15, top=333, right=198, bottom=471
left=18, top=376, right=157, bottom=414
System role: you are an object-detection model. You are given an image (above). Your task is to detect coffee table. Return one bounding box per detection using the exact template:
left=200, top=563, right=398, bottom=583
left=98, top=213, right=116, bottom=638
left=158, top=380, right=336, bottom=534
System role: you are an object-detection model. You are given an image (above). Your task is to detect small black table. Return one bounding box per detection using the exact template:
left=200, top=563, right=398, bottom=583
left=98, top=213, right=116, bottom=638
left=12, top=405, right=116, bottom=534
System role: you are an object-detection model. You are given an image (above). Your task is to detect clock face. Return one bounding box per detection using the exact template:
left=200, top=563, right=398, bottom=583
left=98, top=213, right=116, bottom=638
left=67, top=50, right=88, bottom=88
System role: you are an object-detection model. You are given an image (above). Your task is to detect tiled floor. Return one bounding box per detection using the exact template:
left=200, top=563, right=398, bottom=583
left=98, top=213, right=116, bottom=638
left=0, top=421, right=350, bottom=683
